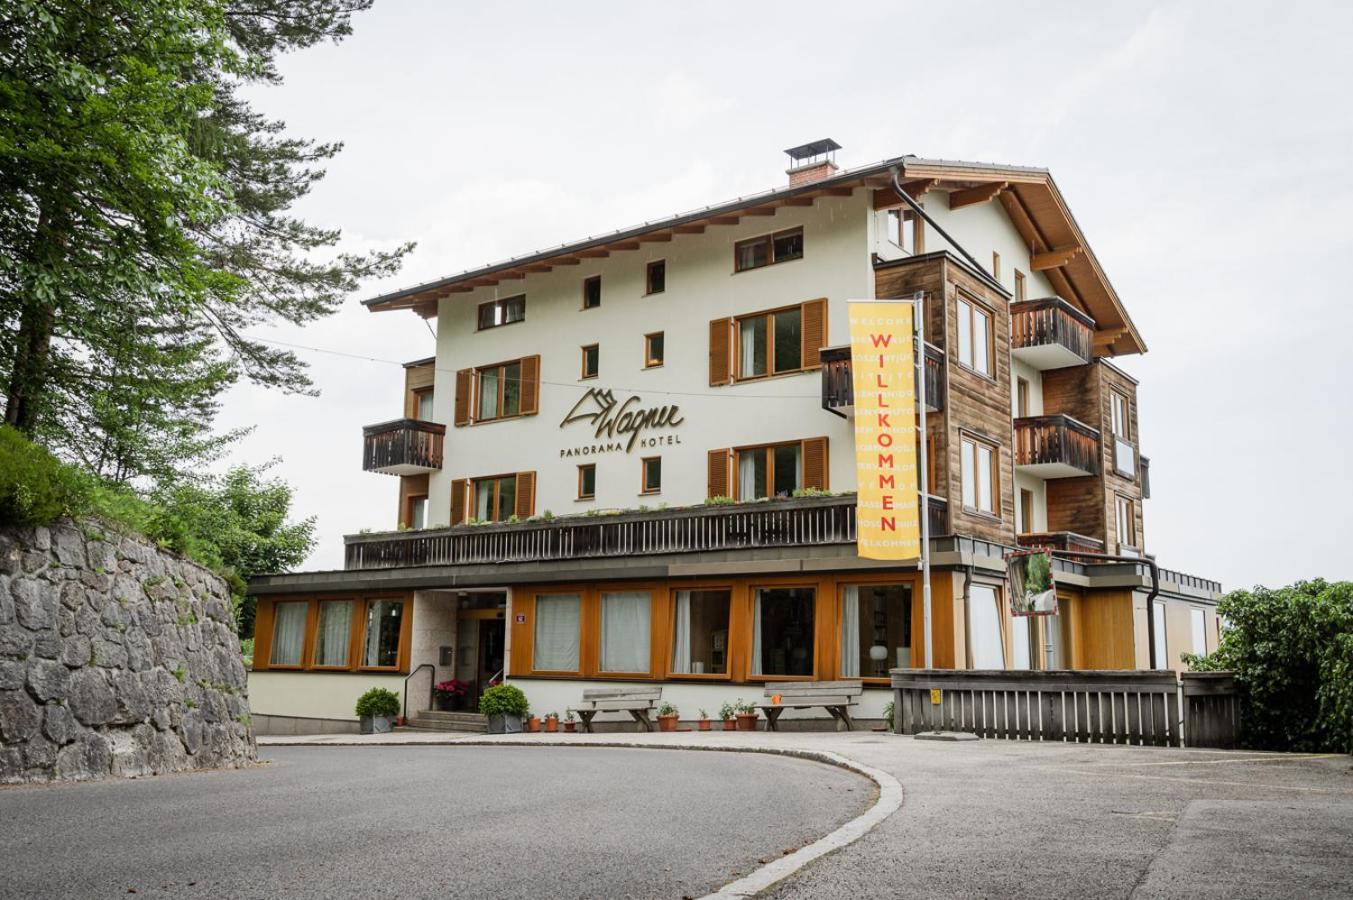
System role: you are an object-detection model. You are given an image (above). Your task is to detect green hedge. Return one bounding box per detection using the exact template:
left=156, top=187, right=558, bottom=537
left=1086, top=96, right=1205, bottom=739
left=354, top=687, right=400, bottom=718
left=478, top=684, right=528, bottom=717
left=1188, top=580, right=1353, bottom=753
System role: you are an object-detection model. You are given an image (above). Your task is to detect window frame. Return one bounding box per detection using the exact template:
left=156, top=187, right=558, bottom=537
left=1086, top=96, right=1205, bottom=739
left=597, top=589, right=654, bottom=676
left=577, top=463, right=596, bottom=501
left=1015, top=376, right=1030, bottom=417
left=955, top=293, right=995, bottom=379
left=665, top=584, right=734, bottom=681
left=581, top=275, right=602, bottom=310
left=733, top=439, right=804, bottom=501
left=641, top=456, right=661, bottom=495
left=403, top=493, right=428, bottom=531
left=1014, top=269, right=1026, bottom=303
left=476, top=294, right=526, bottom=331
left=747, top=582, right=818, bottom=682
left=413, top=387, right=434, bottom=422
left=1018, top=487, right=1034, bottom=535
left=643, top=332, right=664, bottom=369
left=311, top=598, right=358, bottom=670
left=965, top=582, right=1008, bottom=670
left=580, top=344, right=599, bottom=380
left=1115, top=493, right=1137, bottom=551
left=470, top=473, right=518, bottom=523
left=267, top=599, right=310, bottom=670
left=885, top=207, right=920, bottom=254
left=959, top=433, right=1000, bottom=518
left=472, top=359, right=524, bottom=423
left=992, top=251, right=1001, bottom=280
left=733, top=226, right=804, bottom=273
left=838, top=580, right=917, bottom=684
left=733, top=303, right=807, bottom=382
left=255, top=595, right=411, bottom=674
left=530, top=591, right=584, bottom=675
left=1110, top=389, right=1132, bottom=440
left=645, top=259, right=666, bottom=295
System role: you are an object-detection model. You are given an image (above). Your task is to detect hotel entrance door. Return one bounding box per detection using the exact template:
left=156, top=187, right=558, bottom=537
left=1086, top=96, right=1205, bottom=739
left=476, top=619, right=505, bottom=698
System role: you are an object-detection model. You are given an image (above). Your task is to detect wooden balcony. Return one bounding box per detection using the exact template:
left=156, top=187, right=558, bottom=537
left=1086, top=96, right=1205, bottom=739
left=1014, top=415, right=1100, bottom=478
left=1017, top=531, right=1105, bottom=555
left=362, top=418, right=445, bottom=475
left=821, top=344, right=944, bottom=416
left=1010, top=297, right=1095, bottom=370
left=344, top=493, right=953, bottom=570
left=1140, top=455, right=1151, bottom=499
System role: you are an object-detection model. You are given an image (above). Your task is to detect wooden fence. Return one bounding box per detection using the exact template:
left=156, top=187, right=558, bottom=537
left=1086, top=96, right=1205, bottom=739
left=1181, top=672, right=1240, bottom=749
left=891, top=669, right=1225, bottom=748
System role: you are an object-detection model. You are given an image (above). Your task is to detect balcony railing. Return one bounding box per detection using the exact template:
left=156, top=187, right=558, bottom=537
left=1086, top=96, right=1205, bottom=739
left=1140, top=456, right=1151, bottom=499
left=821, top=344, right=944, bottom=416
left=1017, top=532, right=1105, bottom=554
left=344, top=493, right=953, bottom=571
left=1010, top=297, right=1095, bottom=370
left=1014, top=415, right=1100, bottom=478
left=362, top=418, right=445, bottom=475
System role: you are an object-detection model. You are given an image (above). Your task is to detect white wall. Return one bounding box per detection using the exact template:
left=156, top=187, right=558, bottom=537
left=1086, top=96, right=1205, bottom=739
left=423, top=192, right=873, bottom=524
left=920, top=190, right=1058, bottom=299
left=248, top=671, right=406, bottom=721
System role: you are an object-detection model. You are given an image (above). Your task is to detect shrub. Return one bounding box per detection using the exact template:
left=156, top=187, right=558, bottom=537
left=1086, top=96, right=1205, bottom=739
left=657, top=702, right=678, bottom=717
left=1187, top=580, right=1353, bottom=753
left=703, top=495, right=735, bottom=506
left=354, top=687, right=400, bottom=719
left=0, top=425, right=93, bottom=526
left=719, top=702, right=735, bottom=721
left=478, top=683, right=529, bottom=717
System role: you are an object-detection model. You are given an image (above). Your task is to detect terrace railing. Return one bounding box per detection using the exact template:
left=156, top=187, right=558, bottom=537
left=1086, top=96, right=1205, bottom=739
left=820, top=343, right=944, bottom=414
left=1014, top=414, right=1101, bottom=476
left=1010, top=296, right=1095, bottom=367
left=362, top=418, right=445, bottom=474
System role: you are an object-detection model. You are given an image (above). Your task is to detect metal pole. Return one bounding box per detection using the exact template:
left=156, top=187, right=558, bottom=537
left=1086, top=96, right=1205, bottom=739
left=914, top=291, right=933, bottom=671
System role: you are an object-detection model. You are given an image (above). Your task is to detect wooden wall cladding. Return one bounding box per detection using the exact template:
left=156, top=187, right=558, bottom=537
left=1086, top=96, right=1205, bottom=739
left=1097, top=363, right=1145, bottom=551
left=403, top=362, right=435, bottom=418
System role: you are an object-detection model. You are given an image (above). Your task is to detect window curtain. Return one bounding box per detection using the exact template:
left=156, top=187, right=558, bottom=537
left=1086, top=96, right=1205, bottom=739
left=967, top=585, right=1005, bottom=669
left=739, top=319, right=758, bottom=378
left=315, top=601, right=351, bottom=666
left=1009, top=615, right=1031, bottom=670
left=1152, top=604, right=1167, bottom=670
left=738, top=451, right=757, bottom=501
left=671, top=591, right=692, bottom=674
left=534, top=595, right=581, bottom=671
left=600, top=592, right=651, bottom=672
left=478, top=369, right=499, bottom=419
left=750, top=590, right=764, bottom=675
left=270, top=602, right=307, bottom=665
left=363, top=602, right=383, bottom=666
left=839, top=586, right=860, bottom=677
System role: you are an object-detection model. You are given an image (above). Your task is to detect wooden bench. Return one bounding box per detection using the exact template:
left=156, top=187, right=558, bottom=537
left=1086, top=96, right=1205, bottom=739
left=573, top=687, right=662, bottom=733
left=757, top=680, right=864, bottom=731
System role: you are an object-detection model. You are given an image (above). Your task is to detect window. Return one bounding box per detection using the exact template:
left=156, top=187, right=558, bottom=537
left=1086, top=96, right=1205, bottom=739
left=1110, top=390, right=1131, bottom=439
left=641, top=457, right=661, bottom=494
left=752, top=587, right=815, bottom=676
left=577, top=464, right=595, bottom=500
left=473, top=475, right=517, bottom=522
left=406, top=494, right=428, bottom=530
left=269, top=601, right=307, bottom=666
left=1016, top=377, right=1030, bottom=417
left=645, top=260, right=665, bottom=295
left=1018, top=488, right=1034, bottom=534
left=582, top=275, right=601, bottom=309
left=644, top=332, right=664, bottom=368
left=886, top=208, right=918, bottom=254
left=736, top=442, right=801, bottom=500
left=533, top=594, right=581, bottom=672
left=1014, top=270, right=1026, bottom=303
left=960, top=435, right=997, bottom=515
left=599, top=591, right=651, bottom=673
left=314, top=600, right=353, bottom=667
left=956, top=296, right=993, bottom=377
left=670, top=589, right=730, bottom=675
left=362, top=599, right=404, bottom=668
left=1116, top=494, right=1136, bottom=550
left=581, top=344, right=599, bottom=379
left=840, top=583, right=912, bottom=677
left=477, top=294, right=525, bottom=330
left=1110, top=389, right=1137, bottom=477
left=476, top=361, right=522, bottom=421
left=1190, top=608, right=1207, bottom=656
left=992, top=251, right=1001, bottom=280
left=967, top=584, right=1005, bottom=669
left=734, top=227, right=803, bottom=272
left=1152, top=602, right=1168, bottom=669
left=414, top=388, right=434, bottom=421
left=1010, top=614, right=1033, bottom=670
left=737, top=306, right=802, bottom=379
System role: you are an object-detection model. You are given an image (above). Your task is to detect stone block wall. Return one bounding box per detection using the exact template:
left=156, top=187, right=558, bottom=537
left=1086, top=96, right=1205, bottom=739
left=0, top=520, right=257, bottom=783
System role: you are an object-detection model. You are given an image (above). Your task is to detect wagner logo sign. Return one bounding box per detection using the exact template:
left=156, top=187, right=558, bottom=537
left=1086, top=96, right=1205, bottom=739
left=848, top=301, right=920, bottom=560
left=559, top=388, right=684, bottom=456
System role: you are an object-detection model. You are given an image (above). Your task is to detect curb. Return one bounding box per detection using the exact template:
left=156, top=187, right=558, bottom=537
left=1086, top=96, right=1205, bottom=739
left=260, top=735, right=904, bottom=897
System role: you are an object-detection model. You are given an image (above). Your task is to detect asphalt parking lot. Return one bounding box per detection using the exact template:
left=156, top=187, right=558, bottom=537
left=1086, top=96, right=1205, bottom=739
left=0, top=745, right=872, bottom=899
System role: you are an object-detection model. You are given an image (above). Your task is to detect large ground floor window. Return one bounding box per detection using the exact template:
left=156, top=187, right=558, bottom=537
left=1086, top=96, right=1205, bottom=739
left=671, top=590, right=730, bottom=675
left=841, top=583, right=912, bottom=678
left=752, top=587, right=815, bottom=677
left=254, top=594, right=412, bottom=673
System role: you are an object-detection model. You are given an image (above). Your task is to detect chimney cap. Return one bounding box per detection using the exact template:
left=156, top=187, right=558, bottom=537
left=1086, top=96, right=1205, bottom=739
left=784, top=138, right=842, bottom=163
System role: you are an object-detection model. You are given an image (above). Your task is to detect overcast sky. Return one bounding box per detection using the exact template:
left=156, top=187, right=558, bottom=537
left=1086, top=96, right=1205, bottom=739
left=217, top=0, right=1353, bottom=589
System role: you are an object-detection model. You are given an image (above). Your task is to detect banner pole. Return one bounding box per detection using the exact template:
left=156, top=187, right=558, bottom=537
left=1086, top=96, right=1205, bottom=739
left=914, top=291, right=933, bottom=671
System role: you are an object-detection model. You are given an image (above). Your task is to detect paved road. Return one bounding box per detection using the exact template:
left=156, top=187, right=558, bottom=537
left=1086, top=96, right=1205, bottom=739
left=0, top=745, right=872, bottom=899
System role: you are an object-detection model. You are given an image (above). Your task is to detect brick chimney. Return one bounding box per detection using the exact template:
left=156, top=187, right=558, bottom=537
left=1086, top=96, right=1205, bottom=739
left=784, top=139, right=842, bottom=186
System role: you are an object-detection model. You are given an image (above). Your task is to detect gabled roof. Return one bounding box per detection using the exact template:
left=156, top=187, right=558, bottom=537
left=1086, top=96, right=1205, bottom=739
left=364, top=154, right=1145, bottom=356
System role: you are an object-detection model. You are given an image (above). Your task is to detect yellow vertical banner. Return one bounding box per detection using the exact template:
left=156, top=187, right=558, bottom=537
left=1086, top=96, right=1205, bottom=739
left=849, top=300, right=920, bottom=560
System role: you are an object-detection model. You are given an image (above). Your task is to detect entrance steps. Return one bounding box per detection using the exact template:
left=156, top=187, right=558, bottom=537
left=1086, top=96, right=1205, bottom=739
left=403, top=710, right=488, bottom=734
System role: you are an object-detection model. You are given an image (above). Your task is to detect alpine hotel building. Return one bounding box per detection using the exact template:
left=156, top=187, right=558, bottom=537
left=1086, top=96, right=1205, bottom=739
left=247, top=143, right=1222, bottom=733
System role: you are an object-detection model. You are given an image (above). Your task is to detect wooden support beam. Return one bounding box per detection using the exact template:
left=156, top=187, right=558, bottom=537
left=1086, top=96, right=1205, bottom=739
left=872, top=179, right=939, bottom=209
left=948, top=181, right=1008, bottom=211
left=609, top=240, right=641, bottom=251
left=415, top=302, right=437, bottom=318
left=1031, top=245, right=1083, bottom=271
left=673, top=224, right=706, bottom=234
left=822, top=187, right=855, bottom=197
left=576, top=248, right=610, bottom=258
left=1092, top=329, right=1127, bottom=350
left=553, top=256, right=582, bottom=266
left=782, top=196, right=817, bottom=207
left=743, top=206, right=777, bottom=216
left=708, top=215, right=741, bottom=225
left=638, top=231, right=673, bottom=243
left=522, top=264, right=552, bottom=273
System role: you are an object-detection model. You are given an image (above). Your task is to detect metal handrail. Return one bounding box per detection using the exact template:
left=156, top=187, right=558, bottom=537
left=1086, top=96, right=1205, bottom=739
left=402, top=663, right=436, bottom=723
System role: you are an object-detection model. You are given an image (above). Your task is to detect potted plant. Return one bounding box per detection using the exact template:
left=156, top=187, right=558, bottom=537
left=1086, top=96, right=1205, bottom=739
left=478, top=683, right=529, bottom=734
left=355, top=687, right=401, bottom=734
left=433, top=678, right=470, bottom=711
left=656, top=702, right=680, bottom=732
left=735, top=699, right=758, bottom=732
left=525, top=711, right=541, bottom=733
left=719, top=701, right=737, bottom=731
left=543, top=711, right=559, bottom=733
left=563, top=710, right=577, bottom=733
left=697, top=708, right=711, bottom=732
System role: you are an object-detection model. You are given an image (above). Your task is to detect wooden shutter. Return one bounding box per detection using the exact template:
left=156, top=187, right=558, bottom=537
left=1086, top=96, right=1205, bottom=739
left=519, top=355, right=541, bottom=416
left=450, top=479, right=467, bottom=526
left=454, top=369, right=473, bottom=426
left=801, top=298, right=828, bottom=369
left=802, top=437, right=829, bottom=491
left=709, top=318, right=732, bottom=386
left=514, top=471, right=535, bottom=518
left=707, top=448, right=731, bottom=498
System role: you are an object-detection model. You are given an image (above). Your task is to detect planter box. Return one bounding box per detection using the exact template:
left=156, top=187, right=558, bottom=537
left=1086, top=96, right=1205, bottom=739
left=487, top=713, right=523, bottom=734
left=360, top=715, right=395, bottom=735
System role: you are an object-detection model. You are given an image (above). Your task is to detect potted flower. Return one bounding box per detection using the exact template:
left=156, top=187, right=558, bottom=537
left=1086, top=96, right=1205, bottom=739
left=735, top=699, right=758, bottom=731
left=355, top=687, right=401, bottom=734
left=544, top=711, right=559, bottom=733
left=656, top=702, right=679, bottom=732
left=697, top=709, right=711, bottom=732
left=525, top=712, right=541, bottom=733
left=563, top=711, right=577, bottom=733
left=478, top=683, right=529, bottom=734
left=719, top=702, right=737, bottom=731
left=433, top=679, right=470, bottom=711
